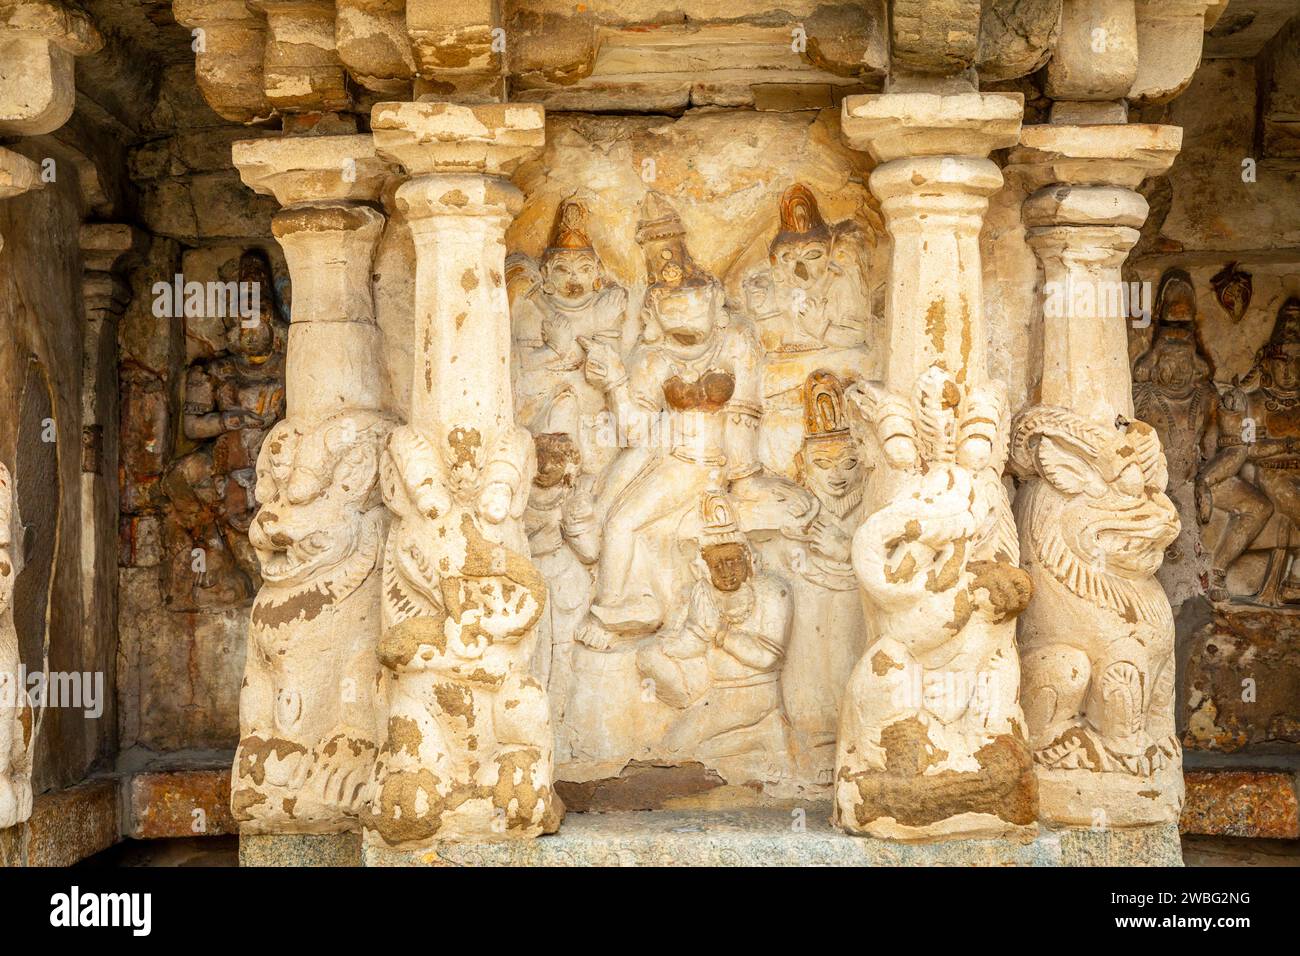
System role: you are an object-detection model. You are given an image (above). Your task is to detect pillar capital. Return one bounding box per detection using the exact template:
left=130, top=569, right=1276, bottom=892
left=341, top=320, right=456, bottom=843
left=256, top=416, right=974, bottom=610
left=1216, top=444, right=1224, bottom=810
left=841, top=91, right=1022, bottom=163
left=232, top=133, right=394, bottom=207
left=371, top=101, right=545, bottom=178
left=1007, top=123, right=1181, bottom=191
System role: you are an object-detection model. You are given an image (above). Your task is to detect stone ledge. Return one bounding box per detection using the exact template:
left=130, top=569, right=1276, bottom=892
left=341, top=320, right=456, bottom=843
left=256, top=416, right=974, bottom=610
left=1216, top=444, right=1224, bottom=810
left=1180, top=769, right=1300, bottom=839
left=0, top=779, right=120, bottom=868
left=129, top=768, right=236, bottom=840
left=361, top=808, right=1184, bottom=867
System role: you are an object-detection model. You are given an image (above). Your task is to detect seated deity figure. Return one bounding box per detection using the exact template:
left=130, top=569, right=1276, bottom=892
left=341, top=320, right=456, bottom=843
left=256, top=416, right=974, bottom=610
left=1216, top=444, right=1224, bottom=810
left=780, top=371, right=869, bottom=767
left=1198, top=298, right=1300, bottom=604
left=573, top=192, right=770, bottom=650
left=636, top=492, right=793, bottom=764
left=509, top=196, right=630, bottom=479
left=741, top=183, right=874, bottom=476
left=1132, top=269, right=1217, bottom=602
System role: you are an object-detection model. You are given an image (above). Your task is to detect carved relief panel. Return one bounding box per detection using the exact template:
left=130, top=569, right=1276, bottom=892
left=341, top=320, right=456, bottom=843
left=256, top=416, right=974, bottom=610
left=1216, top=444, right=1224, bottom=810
left=482, top=111, right=885, bottom=799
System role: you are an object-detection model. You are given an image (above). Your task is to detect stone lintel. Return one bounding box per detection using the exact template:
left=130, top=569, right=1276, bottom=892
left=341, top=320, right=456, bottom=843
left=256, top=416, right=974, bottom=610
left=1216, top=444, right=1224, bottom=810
left=1007, top=123, right=1182, bottom=191
left=840, top=92, right=1023, bottom=163
left=233, top=133, right=393, bottom=206
left=371, top=101, right=545, bottom=177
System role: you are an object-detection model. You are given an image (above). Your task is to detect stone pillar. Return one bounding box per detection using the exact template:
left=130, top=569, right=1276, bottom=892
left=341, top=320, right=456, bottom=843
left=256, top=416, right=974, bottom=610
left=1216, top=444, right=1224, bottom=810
left=1006, top=123, right=1186, bottom=828
left=0, top=146, right=41, bottom=831
left=831, top=93, right=1038, bottom=840
left=172, top=0, right=273, bottom=125
left=365, top=102, right=563, bottom=851
left=229, top=134, right=396, bottom=844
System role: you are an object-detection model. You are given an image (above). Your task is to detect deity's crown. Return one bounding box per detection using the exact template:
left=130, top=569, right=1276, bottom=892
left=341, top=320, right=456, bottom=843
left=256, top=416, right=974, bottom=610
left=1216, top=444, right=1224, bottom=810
left=772, top=183, right=830, bottom=250
left=699, top=490, right=745, bottom=547
left=1153, top=268, right=1197, bottom=326
left=803, top=370, right=850, bottom=444
left=546, top=197, right=594, bottom=254
left=1263, top=297, right=1300, bottom=358
left=637, top=191, right=709, bottom=290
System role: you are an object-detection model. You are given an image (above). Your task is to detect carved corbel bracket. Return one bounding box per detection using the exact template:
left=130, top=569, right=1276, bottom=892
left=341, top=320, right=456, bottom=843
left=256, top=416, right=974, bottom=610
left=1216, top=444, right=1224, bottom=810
left=0, top=0, right=101, bottom=136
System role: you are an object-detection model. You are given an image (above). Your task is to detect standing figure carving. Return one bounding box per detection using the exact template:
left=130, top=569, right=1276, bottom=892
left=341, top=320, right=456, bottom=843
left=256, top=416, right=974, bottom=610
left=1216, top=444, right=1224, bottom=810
left=1198, top=298, right=1300, bottom=605
left=1132, top=269, right=1216, bottom=603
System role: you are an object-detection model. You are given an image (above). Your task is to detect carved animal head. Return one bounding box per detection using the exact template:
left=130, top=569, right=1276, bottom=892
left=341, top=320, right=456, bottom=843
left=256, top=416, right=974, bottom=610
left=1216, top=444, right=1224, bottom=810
left=1011, top=407, right=1178, bottom=581
left=250, top=411, right=393, bottom=590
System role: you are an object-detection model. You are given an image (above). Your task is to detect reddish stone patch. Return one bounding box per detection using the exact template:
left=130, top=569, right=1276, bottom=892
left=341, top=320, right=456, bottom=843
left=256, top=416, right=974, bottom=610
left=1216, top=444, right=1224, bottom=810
left=1180, top=769, right=1299, bottom=839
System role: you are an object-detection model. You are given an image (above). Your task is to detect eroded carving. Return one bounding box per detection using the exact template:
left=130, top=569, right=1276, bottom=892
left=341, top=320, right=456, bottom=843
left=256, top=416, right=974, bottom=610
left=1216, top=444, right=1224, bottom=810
left=1011, top=405, right=1183, bottom=823
left=1198, top=298, right=1300, bottom=605
left=232, top=410, right=394, bottom=832
left=835, top=367, right=1035, bottom=839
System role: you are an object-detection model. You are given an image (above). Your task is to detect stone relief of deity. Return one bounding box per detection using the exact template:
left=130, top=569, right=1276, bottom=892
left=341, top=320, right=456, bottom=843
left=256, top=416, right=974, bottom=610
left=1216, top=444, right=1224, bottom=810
left=506, top=188, right=876, bottom=794
left=1132, top=268, right=1217, bottom=604
left=1197, top=297, right=1300, bottom=606
left=162, top=249, right=288, bottom=610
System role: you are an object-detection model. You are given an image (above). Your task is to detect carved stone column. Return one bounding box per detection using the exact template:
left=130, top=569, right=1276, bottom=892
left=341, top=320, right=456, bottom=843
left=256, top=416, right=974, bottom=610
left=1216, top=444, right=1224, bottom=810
left=229, top=134, right=396, bottom=837
left=832, top=93, right=1038, bottom=840
left=1006, top=123, right=1186, bottom=828
left=366, top=102, right=563, bottom=848
left=0, top=146, right=41, bottom=831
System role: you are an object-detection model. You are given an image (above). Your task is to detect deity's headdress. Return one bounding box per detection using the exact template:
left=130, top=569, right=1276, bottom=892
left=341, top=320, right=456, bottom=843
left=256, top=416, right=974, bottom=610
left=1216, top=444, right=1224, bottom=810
left=637, top=191, right=711, bottom=291
left=802, top=371, right=851, bottom=446
left=1153, top=268, right=1197, bottom=325
left=545, top=197, right=594, bottom=255
left=771, top=183, right=831, bottom=253
left=699, top=490, right=745, bottom=548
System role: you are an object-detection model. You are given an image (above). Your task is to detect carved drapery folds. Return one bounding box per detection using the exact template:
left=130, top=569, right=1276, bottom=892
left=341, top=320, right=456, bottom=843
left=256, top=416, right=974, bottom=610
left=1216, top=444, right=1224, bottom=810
left=1007, top=123, right=1184, bottom=826
left=366, top=102, right=563, bottom=845
left=833, top=93, right=1038, bottom=839
left=229, top=134, right=396, bottom=834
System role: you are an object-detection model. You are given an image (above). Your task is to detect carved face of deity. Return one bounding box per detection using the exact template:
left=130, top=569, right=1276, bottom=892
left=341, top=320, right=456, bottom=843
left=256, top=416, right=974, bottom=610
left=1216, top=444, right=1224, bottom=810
left=771, top=236, right=831, bottom=291
left=799, top=436, right=863, bottom=502
left=542, top=248, right=602, bottom=307
left=702, top=542, right=752, bottom=592
left=651, top=281, right=722, bottom=348
left=1268, top=347, right=1300, bottom=391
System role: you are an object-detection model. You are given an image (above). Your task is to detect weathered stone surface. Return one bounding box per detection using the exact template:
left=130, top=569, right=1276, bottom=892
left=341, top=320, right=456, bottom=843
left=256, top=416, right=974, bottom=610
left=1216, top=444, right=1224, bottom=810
left=240, top=831, right=361, bottom=867
left=129, top=768, right=237, bottom=839
left=1184, top=609, right=1300, bottom=753
left=1181, top=769, right=1300, bottom=838
left=364, top=807, right=1183, bottom=866
left=22, top=779, right=119, bottom=867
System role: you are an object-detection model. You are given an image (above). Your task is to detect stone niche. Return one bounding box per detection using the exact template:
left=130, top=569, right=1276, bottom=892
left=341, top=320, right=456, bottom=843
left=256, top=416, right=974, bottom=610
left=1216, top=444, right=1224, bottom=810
left=376, top=108, right=889, bottom=805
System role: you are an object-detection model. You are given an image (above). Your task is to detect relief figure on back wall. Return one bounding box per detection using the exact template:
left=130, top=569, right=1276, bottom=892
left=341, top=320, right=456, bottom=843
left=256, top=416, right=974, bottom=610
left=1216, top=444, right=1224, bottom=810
left=1198, top=298, right=1300, bottom=605
left=1132, top=268, right=1217, bottom=603
left=162, top=250, right=287, bottom=610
